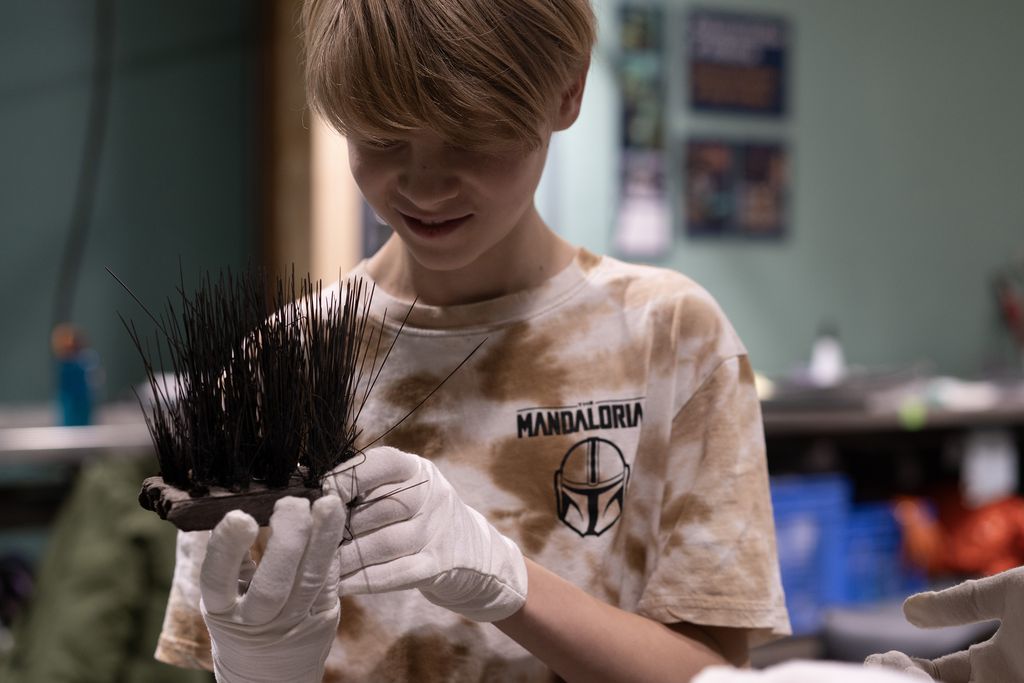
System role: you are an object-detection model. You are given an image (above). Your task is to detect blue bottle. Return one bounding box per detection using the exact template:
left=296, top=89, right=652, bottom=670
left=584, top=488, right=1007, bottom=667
left=52, top=324, right=97, bottom=426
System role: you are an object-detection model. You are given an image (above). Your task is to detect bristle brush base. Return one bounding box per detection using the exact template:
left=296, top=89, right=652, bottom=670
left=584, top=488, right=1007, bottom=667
left=139, top=473, right=323, bottom=531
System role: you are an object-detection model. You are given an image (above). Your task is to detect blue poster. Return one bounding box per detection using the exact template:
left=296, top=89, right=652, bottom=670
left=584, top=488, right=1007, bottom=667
left=688, top=9, right=788, bottom=116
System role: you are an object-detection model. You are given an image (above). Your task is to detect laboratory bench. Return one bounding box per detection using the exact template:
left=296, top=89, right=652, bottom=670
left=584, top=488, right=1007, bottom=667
left=755, top=380, right=1024, bottom=665
left=761, top=375, right=1024, bottom=496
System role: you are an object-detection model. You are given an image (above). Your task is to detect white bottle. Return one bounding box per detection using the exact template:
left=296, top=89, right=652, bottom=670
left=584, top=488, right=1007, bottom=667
left=809, top=323, right=846, bottom=387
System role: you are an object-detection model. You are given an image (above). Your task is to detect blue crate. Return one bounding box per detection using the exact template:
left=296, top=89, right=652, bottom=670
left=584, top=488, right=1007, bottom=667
left=770, top=474, right=851, bottom=635
left=842, top=502, right=927, bottom=605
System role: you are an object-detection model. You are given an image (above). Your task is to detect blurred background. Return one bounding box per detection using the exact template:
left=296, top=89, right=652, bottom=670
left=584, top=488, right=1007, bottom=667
left=0, top=0, right=1022, bottom=679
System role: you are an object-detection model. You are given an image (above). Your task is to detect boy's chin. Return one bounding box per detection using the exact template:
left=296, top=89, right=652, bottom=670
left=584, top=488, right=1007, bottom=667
left=402, top=243, right=484, bottom=275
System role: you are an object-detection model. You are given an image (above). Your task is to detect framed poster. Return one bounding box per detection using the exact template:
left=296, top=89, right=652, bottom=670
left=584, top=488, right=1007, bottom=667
left=613, top=4, right=671, bottom=260
left=688, top=8, right=788, bottom=116
left=685, top=138, right=787, bottom=238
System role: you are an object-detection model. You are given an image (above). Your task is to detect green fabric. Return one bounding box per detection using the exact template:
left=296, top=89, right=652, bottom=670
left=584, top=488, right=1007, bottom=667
left=0, top=455, right=213, bottom=683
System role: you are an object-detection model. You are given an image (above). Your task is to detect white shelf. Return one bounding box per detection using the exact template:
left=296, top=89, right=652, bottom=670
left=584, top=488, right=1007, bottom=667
left=0, top=403, right=153, bottom=465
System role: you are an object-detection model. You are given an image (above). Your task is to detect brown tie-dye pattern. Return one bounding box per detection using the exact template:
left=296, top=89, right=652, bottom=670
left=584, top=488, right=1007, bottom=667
left=368, top=632, right=469, bottom=682
left=576, top=248, right=603, bottom=273
left=624, top=534, right=650, bottom=576
left=157, top=251, right=789, bottom=680
left=636, top=356, right=788, bottom=641
left=381, top=420, right=448, bottom=460
left=585, top=334, right=651, bottom=394
left=474, top=322, right=572, bottom=406
left=669, top=290, right=723, bottom=340
left=661, top=493, right=717, bottom=553
left=322, top=668, right=345, bottom=682
left=599, top=579, right=622, bottom=605
left=628, top=414, right=672, bottom=494
left=486, top=435, right=576, bottom=555
left=380, top=371, right=448, bottom=411
left=339, top=595, right=366, bottom=635
left=155, top=608, right=213, bottom=671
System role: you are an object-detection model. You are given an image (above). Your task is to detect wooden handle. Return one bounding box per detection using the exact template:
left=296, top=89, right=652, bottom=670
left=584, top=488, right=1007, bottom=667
left=139, top=473, right=323, bottom=531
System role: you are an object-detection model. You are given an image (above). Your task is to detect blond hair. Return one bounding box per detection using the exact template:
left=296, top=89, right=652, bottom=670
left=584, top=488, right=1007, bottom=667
left=302, top=0, right=596, bottom=151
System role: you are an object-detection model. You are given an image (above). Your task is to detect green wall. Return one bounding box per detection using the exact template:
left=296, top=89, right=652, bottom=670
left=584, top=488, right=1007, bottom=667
left=3, top=0, right=1021, bottom=407
left=0, top=1, right=259, bottom=405
left=546, top=0, right=1024, bottom=378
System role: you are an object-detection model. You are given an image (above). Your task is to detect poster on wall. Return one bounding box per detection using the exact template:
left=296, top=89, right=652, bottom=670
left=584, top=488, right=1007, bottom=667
left=688, top=8, right=788, bottom=116
left=612, top=4, right=671, bottom=260
left=685, top=138, right=787, bottom=238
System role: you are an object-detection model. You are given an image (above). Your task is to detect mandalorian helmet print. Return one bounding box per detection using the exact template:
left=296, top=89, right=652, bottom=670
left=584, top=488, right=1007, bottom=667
left=554, top=437, right=631, bottom=537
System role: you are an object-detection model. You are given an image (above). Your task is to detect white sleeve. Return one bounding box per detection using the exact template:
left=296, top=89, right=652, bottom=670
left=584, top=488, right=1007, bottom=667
left=694, top=660, right=931, bottom=682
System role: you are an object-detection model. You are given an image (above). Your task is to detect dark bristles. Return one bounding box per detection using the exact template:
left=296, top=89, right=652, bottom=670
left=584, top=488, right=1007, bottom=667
left=116, top=265, right=383, bottom=496
left=115, top=263, right=488, bottom=530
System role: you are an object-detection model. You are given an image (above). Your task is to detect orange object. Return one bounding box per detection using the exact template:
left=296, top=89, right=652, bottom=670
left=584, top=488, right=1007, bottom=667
left=895, top=490, right=1024, bottom=577
left=51, top=323, right=86, bottom=359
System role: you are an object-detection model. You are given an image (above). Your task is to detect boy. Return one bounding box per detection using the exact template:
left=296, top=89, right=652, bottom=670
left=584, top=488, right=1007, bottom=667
left=156, top=0, right=791, bottom=680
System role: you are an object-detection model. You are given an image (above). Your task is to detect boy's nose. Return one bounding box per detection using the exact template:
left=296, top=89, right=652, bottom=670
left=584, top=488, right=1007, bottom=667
left=396, top=164, right=460, bottom=209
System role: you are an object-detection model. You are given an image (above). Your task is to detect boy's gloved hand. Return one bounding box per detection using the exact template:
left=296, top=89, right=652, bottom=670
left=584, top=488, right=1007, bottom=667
left=324, top=446, right=528, bottom=622
left=864, top=566, right=1024, bottom=682
left=199, top=495, right=346, bottom=683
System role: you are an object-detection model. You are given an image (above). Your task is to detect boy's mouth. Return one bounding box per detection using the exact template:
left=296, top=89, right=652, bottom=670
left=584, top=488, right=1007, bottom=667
left=399, top=212, right=473, bottom=239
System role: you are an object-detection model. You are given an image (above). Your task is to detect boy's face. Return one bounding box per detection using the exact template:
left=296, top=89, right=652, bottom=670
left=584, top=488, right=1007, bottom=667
left=348, top=129, right=550, bottom=275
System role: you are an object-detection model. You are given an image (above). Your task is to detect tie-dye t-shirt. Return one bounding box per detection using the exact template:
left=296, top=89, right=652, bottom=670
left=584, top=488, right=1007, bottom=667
left=156, top=249, right=791, bottom=681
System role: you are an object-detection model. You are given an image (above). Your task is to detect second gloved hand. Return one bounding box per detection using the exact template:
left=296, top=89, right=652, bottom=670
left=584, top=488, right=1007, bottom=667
left=200, top=495, right=346, bottom=683
left=865, top=565, right=1024, bottom=682
left=324, top=446, right=527, bottom=622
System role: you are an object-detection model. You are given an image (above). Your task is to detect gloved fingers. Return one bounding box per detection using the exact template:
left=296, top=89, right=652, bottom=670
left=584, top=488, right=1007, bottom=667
left=928, top=651, right=970, bottom=683
left=904, top=572, right=1008, bottom=627
left=902, top=668, right=935, bottom=681
left=864, top=650, right=915, bottom=669
left=201, top=510, right=259, bottom=615
left=864, top=651, right=935, bottom=680
left=323, top=446, right=423, bottom=501
left=284, top=495, right=347, bottom=616
left=320, top=452, right=365, bottom=500
left=311, top=547, right=342, bottom=615
left=240, top=496, right=313, bottom=624
left=339, top=518, right=431, bottom=576
left=338, top=528, right=435, bottom=594
left=237, top=554, right=257, bottom=592
left=345, top=481, right=430, bottom=539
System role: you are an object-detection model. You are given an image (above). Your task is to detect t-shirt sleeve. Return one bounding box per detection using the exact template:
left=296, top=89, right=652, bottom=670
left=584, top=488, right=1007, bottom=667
left=636, top=355, right=791, bottom=647
left=155, top=530, right=214, bottom=671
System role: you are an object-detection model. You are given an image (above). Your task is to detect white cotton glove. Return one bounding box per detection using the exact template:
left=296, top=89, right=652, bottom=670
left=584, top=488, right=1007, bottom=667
left=694, top=660, right=928, bottom=682
left=199, top=495, right=346, bottom=683
left=865, top=566, right=1024, bottom=683
left=323, top=446, right=527, bottom=622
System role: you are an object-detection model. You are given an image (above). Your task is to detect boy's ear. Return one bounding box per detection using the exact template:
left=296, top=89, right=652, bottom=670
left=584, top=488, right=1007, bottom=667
left=553, top=60, right=590, bottom=132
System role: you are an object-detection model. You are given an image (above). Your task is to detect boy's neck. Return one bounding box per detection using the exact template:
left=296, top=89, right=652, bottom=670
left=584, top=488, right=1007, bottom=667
left=366, top=209, right=577, bottom=307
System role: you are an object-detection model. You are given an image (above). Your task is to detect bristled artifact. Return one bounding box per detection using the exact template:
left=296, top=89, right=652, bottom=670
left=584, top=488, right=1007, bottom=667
left=116, top=266, right=394, bottom=530
left=116, top=264, right=484, bottom=531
